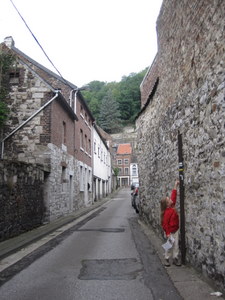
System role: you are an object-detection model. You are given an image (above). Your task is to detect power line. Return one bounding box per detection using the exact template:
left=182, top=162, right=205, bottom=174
left=9, top=0, right=67, bottom=83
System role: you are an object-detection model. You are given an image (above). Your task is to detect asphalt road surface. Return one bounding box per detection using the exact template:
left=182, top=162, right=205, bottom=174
left=0, top=188, right=182, bottom=300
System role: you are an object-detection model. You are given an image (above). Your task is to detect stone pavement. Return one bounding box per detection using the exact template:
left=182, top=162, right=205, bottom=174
left=0, top=190, right=224, bottom=299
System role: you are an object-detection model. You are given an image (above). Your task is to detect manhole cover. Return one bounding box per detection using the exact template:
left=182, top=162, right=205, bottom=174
left=78, top=258, right=142, bottom=280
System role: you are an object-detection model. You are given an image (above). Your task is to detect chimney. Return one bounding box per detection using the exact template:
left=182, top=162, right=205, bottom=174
left=4, top=36, right=15, bottom=48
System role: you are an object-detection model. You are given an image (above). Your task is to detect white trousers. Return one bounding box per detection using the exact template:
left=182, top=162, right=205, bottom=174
left=164, top=230, right=179, bottom=260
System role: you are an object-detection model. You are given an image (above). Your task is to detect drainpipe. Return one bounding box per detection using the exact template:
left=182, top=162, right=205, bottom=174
left=1, top=91, right=59, bottom=159
left=178, top=130, right=186, bottom=264
left=68, top=88, right=81, bottom=114
left=69, top=86, right=89, bottom=114
left=74, top=90, right=79, bottom=115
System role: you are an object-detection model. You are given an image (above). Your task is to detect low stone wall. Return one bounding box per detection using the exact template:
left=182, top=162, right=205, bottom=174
left=0, top=160, right=45, bottom=241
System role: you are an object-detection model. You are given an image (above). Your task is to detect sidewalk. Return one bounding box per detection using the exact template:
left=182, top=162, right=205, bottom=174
left=0, top=190, right=224, bottom=299
left=139, top=220, right=224, bottom=300
left=0, top=193, right=112, bottom=261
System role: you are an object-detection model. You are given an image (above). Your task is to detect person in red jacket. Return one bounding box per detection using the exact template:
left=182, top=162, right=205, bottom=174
left=161, top=179, right=181, bottom=267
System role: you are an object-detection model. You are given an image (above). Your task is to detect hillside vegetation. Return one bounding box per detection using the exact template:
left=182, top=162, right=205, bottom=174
left=83, top=68, right=147, bottom=133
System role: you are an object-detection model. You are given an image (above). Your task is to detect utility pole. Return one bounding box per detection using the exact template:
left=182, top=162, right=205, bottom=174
left=178, top=131, right=186, bottom=264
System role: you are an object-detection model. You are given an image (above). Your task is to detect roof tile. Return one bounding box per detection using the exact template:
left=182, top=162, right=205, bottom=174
left=117, top=143, right=132, bottom=154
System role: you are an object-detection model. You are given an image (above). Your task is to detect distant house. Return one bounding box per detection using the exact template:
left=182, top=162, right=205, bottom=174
left=0, top=36, right=94, bottom=226
left=92, top=124, right=112, bottom=201
left=114, top=143, right=132, bottom=187
left=130, top=155, right=139, bottom=187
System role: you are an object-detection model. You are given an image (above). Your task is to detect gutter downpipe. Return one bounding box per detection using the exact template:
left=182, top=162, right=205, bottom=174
left=69, top=89, right=75, bottom=107
left=69, top=88, right=79, bottom=114
left=74, top=90, right=79, bottom=115
left=70, top=86, right=89, bottom=115
left=1, top=90, right=59, bottom=159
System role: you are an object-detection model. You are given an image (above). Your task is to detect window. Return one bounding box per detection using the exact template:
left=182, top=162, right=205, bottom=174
left=9, top=72, right=20, bottom=84
left=80, top=129, right=84, bottom=150
left=94, top=141, right=96, bottom=154
left=124, top=159, right=129, bottom=165
left=132, top=165, right=137, bottom=176
left=88, top=139, right=91, bottom=154
left=88, top=170, right=92, bottom=191
left=62, top=121, right=66, bottom=144
left=117, top=159, right=122, bottom=165
left=98, top=145, right=100, bottom=158
left=125, top=167, right=129, bottom=175
left=80, top=166, right=84, bottom=191
left=118, top=168, right=122, bottom=175
left=84, top=134, right=87, bottom=152
left=61, top=166, right=66, bottom=183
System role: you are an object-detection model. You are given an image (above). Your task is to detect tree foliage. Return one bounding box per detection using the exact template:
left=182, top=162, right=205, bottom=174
left=0, top=47, right=15, bottom=127
left=98, top=89, right=121, bottom=133
left=83, top=68, right=147, bottom=131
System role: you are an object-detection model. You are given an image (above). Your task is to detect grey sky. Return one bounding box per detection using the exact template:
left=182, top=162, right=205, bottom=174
left=0, top=0, right=163, bottom=87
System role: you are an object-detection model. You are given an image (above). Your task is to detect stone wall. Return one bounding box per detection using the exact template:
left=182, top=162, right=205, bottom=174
left=1, top=57, right=83, bottom=222
left=43, top=143, right=87, bottom=222
left=3, top=64, right=53, bottom=162
left=136, top=0, right=225, bottom=290
left=0, top=160, right=45, bottom=241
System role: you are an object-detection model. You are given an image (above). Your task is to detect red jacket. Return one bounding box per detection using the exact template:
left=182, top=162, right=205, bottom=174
left=162, top=189, right=179, bottom=236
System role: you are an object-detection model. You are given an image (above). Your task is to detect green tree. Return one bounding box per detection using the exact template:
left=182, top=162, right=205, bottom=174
left=113, top=167, right=120, bottom=189
left=98, top=89, right=121, bottom=133
left=82, top=68, right=147, bottom=125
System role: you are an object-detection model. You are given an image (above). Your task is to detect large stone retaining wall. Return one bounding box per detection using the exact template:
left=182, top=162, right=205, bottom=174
left=136, top=0, right=225, bottom=290
left=0, top=160, right=45, bottom=241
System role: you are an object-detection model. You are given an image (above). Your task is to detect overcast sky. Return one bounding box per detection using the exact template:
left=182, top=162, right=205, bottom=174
left=0, top=0, right=163, bottom=87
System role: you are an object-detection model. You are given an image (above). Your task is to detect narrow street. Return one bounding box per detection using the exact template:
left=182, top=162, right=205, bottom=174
left=0, top=188, right=182, bottom=300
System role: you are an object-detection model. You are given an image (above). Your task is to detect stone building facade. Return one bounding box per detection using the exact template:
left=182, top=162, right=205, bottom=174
left=0, top=37, right=94, bottom=239
left=136, top=0, right=225, bottom=290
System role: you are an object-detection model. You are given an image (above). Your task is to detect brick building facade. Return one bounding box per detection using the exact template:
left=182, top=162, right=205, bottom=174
left=136, top=0, right=225, bottom=290
left=0, top=37, right=94, bottom=239
left=114, top=143, right=132, bottom=187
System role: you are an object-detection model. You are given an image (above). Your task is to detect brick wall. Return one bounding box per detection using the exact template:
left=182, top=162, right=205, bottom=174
left=51, top=99, right=75, bottom=156
left=136, top=0, right=225, bottom=290
left=0, top=160, right=45, bottom=241
left=75, top=96, right=92, bottom=166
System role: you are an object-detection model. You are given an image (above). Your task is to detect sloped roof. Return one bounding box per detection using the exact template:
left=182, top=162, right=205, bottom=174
left=117, top=143, right=132, bottom=155
left=1, top=37, right=94, bottom=121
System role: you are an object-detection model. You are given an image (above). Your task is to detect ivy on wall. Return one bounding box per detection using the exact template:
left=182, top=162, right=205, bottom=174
left=0, top=46, right=15, bottom=127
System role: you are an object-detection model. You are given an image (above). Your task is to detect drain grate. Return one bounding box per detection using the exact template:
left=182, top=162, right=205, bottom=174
left=78, top=258, right=143, bottom=280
